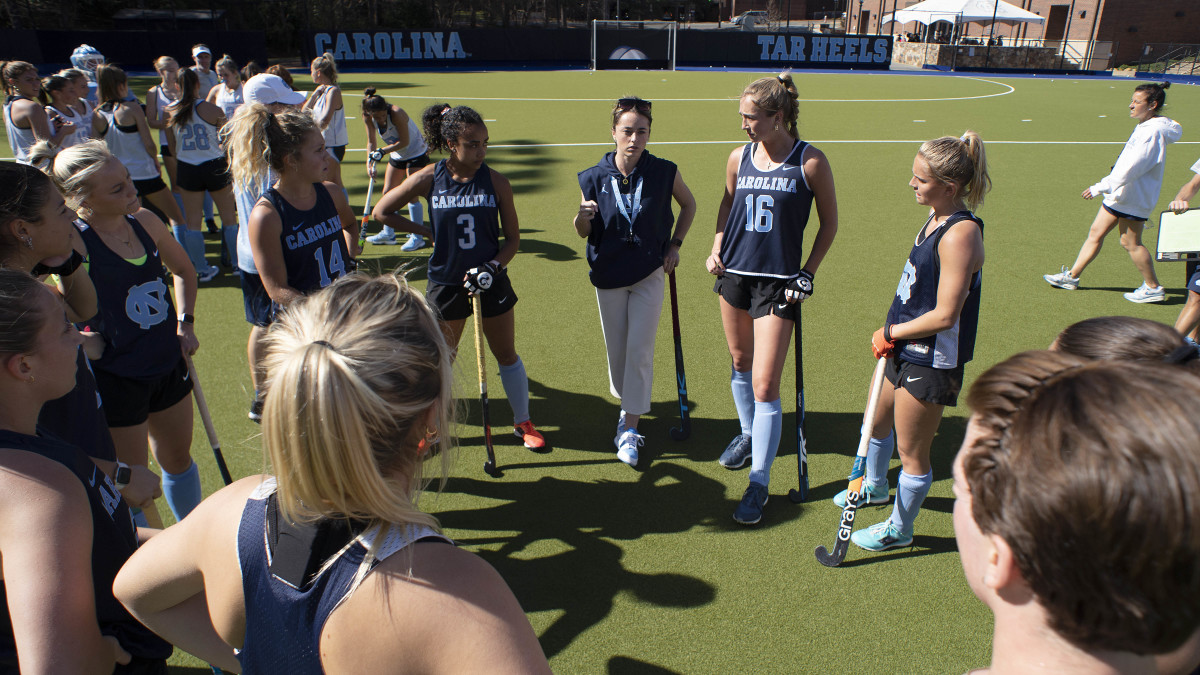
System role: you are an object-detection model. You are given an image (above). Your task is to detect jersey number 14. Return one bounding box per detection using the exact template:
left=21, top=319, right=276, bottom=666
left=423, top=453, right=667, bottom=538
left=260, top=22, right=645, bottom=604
left=313, top=245, right=347, bottom=287
left=744, top=195, right=774, bottom=233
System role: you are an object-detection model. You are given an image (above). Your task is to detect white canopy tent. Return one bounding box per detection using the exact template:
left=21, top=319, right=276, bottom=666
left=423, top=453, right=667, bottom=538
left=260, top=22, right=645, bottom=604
left=882, top=0, right=1045, bottom=27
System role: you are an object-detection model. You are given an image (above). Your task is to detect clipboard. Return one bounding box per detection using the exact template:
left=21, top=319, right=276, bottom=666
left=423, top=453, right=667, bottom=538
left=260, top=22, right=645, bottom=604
left=1156, top=208, right=1200, bottom=261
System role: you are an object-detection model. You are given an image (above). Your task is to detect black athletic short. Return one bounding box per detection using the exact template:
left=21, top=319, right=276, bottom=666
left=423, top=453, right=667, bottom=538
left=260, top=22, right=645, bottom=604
left=241, top=271, right=273, bottom=327
left=714, top=272, right=797, bottom=321
left=94, top=356, right=193, bottom=427
left=132, top=176, right=169, bottom=197
left=1102, top=203, right=1147, bottom=223
left=159, top=144, right=173, bottom=159
left=885, top=357, right=964, bottom=407
left=1188, top=261, right=1200, bottom=291
left=427, top=269, right=518, bottom=322
left=390, top=152, right=430, bottom=171
left=328, top=145, right=346, bottom=162
left=177, top=156, right=231, bottom=192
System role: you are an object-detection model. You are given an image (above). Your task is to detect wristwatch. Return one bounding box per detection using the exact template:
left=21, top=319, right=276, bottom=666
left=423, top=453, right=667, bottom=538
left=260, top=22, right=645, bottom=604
left=178, top=313, right=195, bottom=325
left=671, top=237, right=684, bottom=248
left=113, top=461, right=132, bottom=490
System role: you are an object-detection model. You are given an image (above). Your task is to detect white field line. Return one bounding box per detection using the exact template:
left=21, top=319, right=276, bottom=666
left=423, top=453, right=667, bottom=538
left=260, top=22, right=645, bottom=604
left=342, top=139, right=1200, bottom=152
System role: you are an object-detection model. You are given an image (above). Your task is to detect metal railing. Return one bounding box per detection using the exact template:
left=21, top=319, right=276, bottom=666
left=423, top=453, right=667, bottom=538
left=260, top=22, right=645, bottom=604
left=1137, top=43, right=1200, bottom=76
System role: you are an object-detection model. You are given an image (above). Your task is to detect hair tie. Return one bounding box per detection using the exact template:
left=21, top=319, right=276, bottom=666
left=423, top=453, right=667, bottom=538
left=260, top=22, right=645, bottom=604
left=960, top=134, right=969, bottom=143
left=440, top=106, right=451, bottom=117
left=1164, top=344, right=1199, bottom=365
left=311, top=340, right=337, bottom=352
left=776, top=75, right=787, bottom=84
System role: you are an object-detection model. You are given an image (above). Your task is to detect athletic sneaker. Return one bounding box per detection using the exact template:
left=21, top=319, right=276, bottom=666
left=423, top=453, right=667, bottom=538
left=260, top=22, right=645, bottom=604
left=615, top=428, right=643, bottom=467
left=400, top=234, right=428, bottom=251
left=205, top=218, right=219, bottom=235
left=851, top=520, right=914, bottom=552
left=1043, top=266, right=1080, bottom=290
left=197, top=264, right=220, bottom=283
left=366, top=230, right=397, bottom=245
left=718, top=433, right=752, bottom=469
left=248, top=396, right=263, bottom=423
left=833, top=482, right=890, bottom=508
left=1124, top=282, right=1166, bottom=303
left=732, top=482, right=769, bottom=525
left=514, top=420, right=547, bottom=451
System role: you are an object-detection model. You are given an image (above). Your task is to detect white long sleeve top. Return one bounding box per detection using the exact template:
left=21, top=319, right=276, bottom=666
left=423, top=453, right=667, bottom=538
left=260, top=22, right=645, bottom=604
left=1089, top=115, right=1183, bottom=219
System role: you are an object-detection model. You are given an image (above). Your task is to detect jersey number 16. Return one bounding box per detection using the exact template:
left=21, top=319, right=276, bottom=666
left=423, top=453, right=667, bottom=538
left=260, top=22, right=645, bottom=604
left=743, top=194, right=774, bottom=233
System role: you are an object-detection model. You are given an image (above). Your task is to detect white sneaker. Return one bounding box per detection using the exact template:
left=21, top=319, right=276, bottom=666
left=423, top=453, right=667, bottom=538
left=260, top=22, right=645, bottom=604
left=400, top=234, right=427, bottom=252
left=615, top=428, right=643, bottom=467
left=197, top=265, right=220, bottom=282
left=366, top=230, right=397, bottom=245
left=1124, top=283, right=1166, bottom=303
left=1043, top=266, right=1079, bottom=290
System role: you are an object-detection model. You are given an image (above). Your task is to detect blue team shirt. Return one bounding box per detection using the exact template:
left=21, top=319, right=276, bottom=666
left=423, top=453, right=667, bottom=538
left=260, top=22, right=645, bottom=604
left=78, top=216, right=179, bottom=380
left=261, top=184, right=350, bottom=295
left=886, top=210, right=984, bottom=369
left=720, top=140, right=815, bottom=279
left=426, top=160, right=502, bottom=285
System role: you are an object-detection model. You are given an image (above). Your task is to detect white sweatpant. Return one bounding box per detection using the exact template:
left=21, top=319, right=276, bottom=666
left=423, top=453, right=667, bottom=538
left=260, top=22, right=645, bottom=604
left=596, top=270, right=665, bottom=416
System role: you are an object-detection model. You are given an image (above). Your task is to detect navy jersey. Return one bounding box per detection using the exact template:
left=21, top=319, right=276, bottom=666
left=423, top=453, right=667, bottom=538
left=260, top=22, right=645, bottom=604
left=261, top=184, right=350, bottom=294
left=38, top=348, right=117, bottom=461
left=236, top=479, right=451, bottom=674
left=426, top=160, right=502, bottom=285
left=577, top=151, right=678, bottom=289
left=0, top=429, right=171, bottom=669
left=78, top=216, right=179, bottom=381
left=886, top=210, right=984, bottom=369
left=719, top=141, right=815, bottom=279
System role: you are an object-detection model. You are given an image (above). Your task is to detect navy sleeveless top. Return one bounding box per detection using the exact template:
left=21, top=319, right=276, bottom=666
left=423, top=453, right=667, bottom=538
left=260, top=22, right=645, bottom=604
left=577, top=151, right=678, bottom=289
left=426, top=160, right=501, bottom=285
left=37, top=348, right=117, bottom=461
left=261, top=184, right=350, bottom=295
left=78, top=216, right=179, bottom=380
left=719, top=141, right=815, bottom=279
left=885, top=210, right=984, bottom=369
left=0, top=429, right=171, bottom=669
left=236, top=479, right=452, bottom=674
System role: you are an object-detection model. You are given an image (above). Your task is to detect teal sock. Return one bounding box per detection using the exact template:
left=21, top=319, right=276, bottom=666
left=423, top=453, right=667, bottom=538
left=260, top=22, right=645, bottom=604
left=864, top=427, right=895, bottom=489
left=890, top=469, right=932, bottom=534
left=730, top=367, right=754, bottom=437
left=498, top=357, right=530, bottom=425
left=162, top=461, right=202, bottom=520
left=748, top=399, right=782, bottom=487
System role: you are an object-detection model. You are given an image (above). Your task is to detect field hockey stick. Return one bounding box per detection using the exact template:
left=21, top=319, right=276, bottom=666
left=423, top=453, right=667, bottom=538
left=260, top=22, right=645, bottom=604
left=667, top=271, right=691, bottom=441
left=788, top=303, right=809, bottom=503
left=472, top=295, right=500, bottom=477
left=357, top=160, right=377, bottom=246
left=815, top=356, right=889, bottom=568
left=185, top=355, right=233, bottom=486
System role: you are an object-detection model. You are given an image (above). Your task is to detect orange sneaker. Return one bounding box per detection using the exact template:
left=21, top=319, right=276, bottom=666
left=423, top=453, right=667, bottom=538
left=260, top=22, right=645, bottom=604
left=514, top=420, right=547, bottom=451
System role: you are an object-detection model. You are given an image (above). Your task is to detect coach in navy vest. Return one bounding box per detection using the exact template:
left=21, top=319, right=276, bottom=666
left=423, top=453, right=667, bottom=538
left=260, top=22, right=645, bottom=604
left=575, top=97, right=696, bottom=468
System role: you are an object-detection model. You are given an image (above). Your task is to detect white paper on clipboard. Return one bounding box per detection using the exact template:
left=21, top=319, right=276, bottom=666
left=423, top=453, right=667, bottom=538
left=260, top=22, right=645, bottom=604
left=1156, top=209, right=1200, bottom=261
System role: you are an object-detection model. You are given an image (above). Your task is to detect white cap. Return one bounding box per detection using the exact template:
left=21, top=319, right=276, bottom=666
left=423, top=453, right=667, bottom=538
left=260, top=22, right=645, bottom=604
left=243, top=73, right=306, bottom=106
left=192, top=45, right=212, bottom=58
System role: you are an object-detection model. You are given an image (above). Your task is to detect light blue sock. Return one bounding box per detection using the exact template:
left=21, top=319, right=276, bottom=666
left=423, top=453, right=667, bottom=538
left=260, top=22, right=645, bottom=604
left=162, top=460, right=202, bottom=520
left=498, top=357, right=530, bottom=425
left=203, top=192, right=214, bottom=220
left=890, top=469, right=933, bottom=534
left=223, top=225, right=237, bottom=260
left=748, top=399, right=782, bottom=487
left=864, top=426, right=895, bottom=490
left=730, top=367, right=754, bottom=437
left=172, top=192, right=184, bottom=212
left=172, top=224, right=188, bottom=251
left=409, top=201, right=424, bottom=227
left=185, top=229, right=208, bottom=271
left=130, top=508, right=149, bottom=528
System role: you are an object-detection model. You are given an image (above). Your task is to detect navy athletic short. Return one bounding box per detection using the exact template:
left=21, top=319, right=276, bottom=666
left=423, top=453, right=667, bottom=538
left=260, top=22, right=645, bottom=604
left=427, top=269, right=518, bottom=322
left=1102, top=203, right=1147, bottom=223
left=241, top=271, right=273, bottom=327
left=390, top=152, right=430, bottom=171
left=328, top=145, right=346, bottom=162
left=132, top=176, right=169, bottom=197
left=714, top=272, right=797, bottom=321
left=177, top=156, right=231, bottom=192
left=885, top=357, right=964, bottom=407
left=94, top=356, right=193, bottom=427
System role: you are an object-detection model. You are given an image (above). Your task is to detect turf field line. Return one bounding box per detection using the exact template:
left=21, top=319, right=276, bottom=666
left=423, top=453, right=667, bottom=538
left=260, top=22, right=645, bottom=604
left=340, top=139, right=1200, bottom=152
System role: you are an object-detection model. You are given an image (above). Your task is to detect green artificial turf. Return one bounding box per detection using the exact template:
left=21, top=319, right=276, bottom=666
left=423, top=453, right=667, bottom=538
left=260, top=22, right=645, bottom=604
left=10, top=69, right=1200, bottom=673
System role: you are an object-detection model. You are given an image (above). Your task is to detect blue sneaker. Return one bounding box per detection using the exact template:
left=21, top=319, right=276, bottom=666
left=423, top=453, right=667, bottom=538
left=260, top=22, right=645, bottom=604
left=718, top=434, right=752, bottom=469
left=850, top=520, right=913, bottom=552
left=400, top=234, right=427, bottom=251
left=833, top=482, right=890, bottom=508
left=732, top=482, right=768, bottom=525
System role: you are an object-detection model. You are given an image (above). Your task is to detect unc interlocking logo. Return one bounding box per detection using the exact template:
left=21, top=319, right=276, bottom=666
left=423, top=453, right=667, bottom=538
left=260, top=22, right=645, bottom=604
left=125, top=279, right=170, bottom=330
left=895, top=261, right=916, bottom=304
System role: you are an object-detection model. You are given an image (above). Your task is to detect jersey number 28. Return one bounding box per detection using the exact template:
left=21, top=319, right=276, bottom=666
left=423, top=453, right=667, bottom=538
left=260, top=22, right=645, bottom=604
left=179, top=124, right=211, bottom=152
left=743, top=195, right=774, bottom=233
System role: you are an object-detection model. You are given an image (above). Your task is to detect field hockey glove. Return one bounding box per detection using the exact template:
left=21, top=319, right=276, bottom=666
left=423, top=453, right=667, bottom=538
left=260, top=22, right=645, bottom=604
left=871, top=325, right=895, bottom=359
left=783, top=270, right=814, bottom=303
left=368, top=150, right=384, bottom=162
left=464, top=261, right=500, bottom=294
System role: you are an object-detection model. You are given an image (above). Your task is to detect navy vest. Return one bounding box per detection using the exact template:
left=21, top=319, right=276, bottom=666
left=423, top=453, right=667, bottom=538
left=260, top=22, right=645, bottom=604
left=719, top=141, right=815, bottom=279
left=886, top=210, right=983, bottom=369
left=426, top=160, right=501, bottom=285
left=261, top=184, right=349, bottom=295
left=577, top=151, right=678, bottom=289
left=78, top=216, right=179, bottom=380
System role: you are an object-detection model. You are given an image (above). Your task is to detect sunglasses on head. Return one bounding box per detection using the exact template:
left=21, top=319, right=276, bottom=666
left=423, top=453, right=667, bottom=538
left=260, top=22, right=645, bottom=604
left=616, top=98, right=651, bottom=112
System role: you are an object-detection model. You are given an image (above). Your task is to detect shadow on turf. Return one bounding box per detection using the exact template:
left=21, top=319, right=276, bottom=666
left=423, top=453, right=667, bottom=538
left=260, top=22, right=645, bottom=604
left=832, top=534, right=958, bottom=568
left=608, top=656, right=684, bottom=674
left=1077, top=286, right=1187, bottom=306
left=486, top=140, right=568, bottom=196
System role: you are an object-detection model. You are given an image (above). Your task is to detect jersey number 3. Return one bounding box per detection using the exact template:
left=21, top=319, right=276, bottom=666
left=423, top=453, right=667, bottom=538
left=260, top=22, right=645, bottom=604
left=457, top=214, right=476, bottom=249
left=743, top=194, right=774, bottom=233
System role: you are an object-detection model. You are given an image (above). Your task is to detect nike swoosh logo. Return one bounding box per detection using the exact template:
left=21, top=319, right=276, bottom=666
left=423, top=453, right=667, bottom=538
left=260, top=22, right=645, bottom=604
left=292, top=221, right=305, bottom=231
left=183, top=370, right=190, bottom=381
left=906, top=377, right=922, bottom=383
left=438, top=189, right=449, bottom=194
left=780, top=166, right=796, bottom=171
left=498, top=296, right=510, bottom=303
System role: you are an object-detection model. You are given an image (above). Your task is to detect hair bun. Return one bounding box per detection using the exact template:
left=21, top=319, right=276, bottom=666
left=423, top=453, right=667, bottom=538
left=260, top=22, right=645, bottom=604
left=364, top=86, right=376, bottom=97
left=1161, top=81, right=1171, bottom=89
